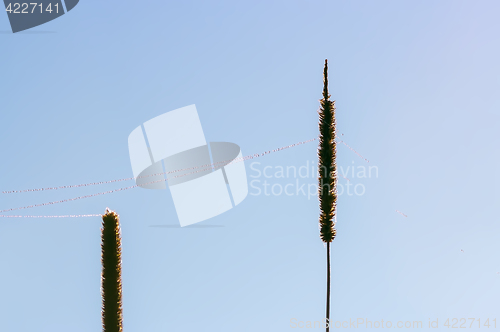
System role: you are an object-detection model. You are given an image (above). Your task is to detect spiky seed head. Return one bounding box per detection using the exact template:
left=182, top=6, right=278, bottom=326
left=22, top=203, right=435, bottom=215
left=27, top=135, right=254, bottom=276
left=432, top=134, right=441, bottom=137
left=318, top=59, right=337, bottom=243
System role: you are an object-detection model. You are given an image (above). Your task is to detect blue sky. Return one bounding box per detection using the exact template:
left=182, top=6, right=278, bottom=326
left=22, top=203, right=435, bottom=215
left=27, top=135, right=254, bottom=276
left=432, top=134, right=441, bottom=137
left=0, top=0, right=499, bottom=331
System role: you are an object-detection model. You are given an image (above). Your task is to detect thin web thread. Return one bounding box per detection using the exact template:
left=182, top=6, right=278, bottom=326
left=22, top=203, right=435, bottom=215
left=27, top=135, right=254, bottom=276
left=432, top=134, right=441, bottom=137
left=0, top=214, right=102, bottom=218
left=0, top=138, right=321, bottom=214
left=2, top=138, right=320, bottom=194
left=0, top=135, right=370, bottom=218
left=396, top=210, right=408, bottom=217
left=338, top=140, right=369, bottom=163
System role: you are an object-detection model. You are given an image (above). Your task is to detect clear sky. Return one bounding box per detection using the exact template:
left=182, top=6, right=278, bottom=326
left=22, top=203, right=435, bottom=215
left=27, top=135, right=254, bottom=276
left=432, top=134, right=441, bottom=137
left=0, top=0, right=499, bottom=331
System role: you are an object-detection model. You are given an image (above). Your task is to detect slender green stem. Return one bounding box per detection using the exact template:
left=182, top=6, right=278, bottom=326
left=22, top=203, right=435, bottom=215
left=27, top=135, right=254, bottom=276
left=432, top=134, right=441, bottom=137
left=326, top=242, right=331, bottom=332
